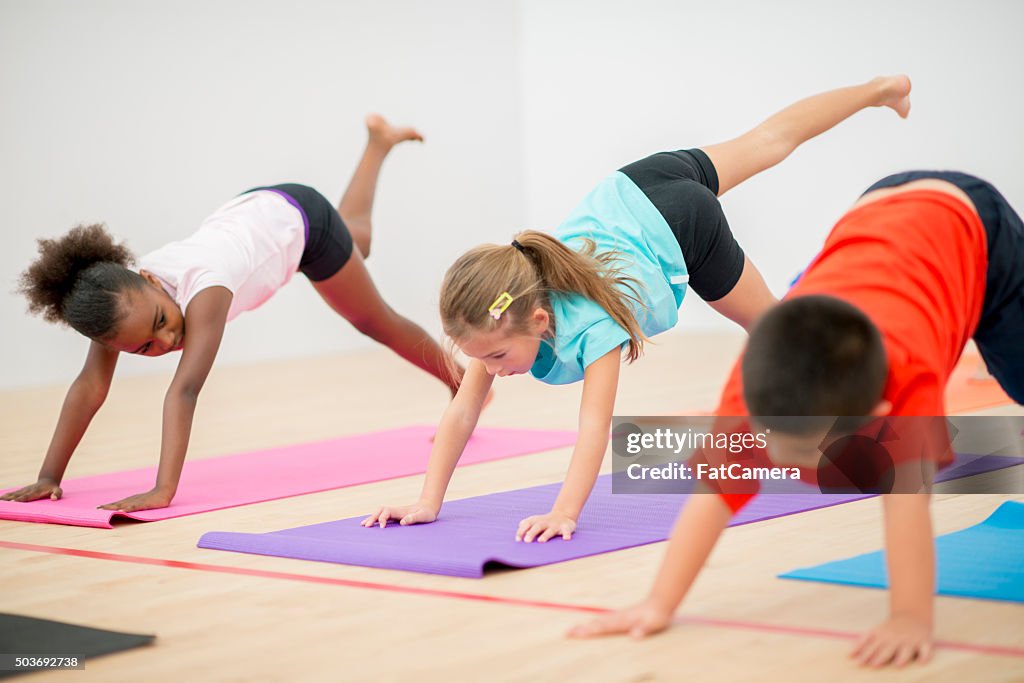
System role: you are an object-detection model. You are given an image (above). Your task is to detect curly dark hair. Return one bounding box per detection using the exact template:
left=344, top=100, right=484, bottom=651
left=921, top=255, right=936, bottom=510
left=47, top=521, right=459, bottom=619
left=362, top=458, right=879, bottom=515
left=18, top=223, right=147, bottom=340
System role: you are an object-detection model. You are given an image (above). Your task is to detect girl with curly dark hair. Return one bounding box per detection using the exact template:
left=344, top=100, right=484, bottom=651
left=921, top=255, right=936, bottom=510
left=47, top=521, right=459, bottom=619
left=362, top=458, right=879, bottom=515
left=4, top=115, right=462, bottom=513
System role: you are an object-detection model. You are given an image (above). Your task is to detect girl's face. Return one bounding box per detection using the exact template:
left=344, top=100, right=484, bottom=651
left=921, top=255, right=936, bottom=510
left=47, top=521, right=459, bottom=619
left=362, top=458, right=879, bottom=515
left=457, top=308, right=550, bottom=377
left=105, top=271, right=186, bottom=356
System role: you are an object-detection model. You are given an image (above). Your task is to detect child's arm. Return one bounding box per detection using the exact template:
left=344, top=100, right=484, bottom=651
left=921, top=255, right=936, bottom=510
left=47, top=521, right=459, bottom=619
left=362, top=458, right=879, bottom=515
left=516, top=348, right=619, bottom=543
left=1, top=341, right=118, bottom=502
left=568, top=491, right=734, bottom=637
left=362, top=358, right=494, bottom=528
left=98, top=287, right=233, bottom=512
left=851, top=494, right=934, bottom=667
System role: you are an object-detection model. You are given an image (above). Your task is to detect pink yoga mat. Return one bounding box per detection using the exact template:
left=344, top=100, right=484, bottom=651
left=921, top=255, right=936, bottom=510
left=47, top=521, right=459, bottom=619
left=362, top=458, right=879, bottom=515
left=0, top=426, right=577, bottom=528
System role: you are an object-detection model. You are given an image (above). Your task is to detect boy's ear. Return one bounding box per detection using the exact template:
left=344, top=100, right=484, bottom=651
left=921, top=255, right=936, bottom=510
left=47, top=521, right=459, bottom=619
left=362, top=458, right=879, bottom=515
left=870, top=399, right=892, bottom=417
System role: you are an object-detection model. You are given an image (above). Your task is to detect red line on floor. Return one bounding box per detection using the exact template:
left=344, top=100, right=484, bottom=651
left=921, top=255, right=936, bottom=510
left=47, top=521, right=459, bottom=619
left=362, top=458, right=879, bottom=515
left=3, top=539, right=1022, bottom=659
left=0, top=539, right=596, bottom=613
left=675, top=614, right=1024, bottom=659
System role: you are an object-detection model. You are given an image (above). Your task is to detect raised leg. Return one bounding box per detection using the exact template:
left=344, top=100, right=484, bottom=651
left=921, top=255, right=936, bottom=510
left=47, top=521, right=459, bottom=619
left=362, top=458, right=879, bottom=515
left=337, top=114, right=423, bottom=258
left=701, top=75, right=912, bottom=196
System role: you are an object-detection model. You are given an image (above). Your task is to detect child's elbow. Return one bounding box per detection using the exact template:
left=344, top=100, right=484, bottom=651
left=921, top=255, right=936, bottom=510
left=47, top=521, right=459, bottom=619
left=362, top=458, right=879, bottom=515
left=73, top=379, right=109, bottom=411
left=169, top=382, right=204, bottom=404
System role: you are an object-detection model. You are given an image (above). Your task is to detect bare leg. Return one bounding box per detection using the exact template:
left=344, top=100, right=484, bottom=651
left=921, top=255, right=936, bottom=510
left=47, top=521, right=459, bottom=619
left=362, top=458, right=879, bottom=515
left=702, top=75, right=912, bottom=196
left=696, top=76, right=910, bottom=330
left=312, top=249, right=463, bottom=395
left=707, top=256, right=778, bottom=331
left=337, top=114, right=423, bottom=258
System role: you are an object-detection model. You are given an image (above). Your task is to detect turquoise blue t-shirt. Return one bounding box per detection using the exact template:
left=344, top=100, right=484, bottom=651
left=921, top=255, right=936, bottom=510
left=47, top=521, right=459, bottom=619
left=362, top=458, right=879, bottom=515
left=529, top=171, right=689, bottom=385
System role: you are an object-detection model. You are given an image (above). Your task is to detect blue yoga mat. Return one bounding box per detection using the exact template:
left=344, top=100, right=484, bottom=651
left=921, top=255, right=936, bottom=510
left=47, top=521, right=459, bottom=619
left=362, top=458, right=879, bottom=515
left=779, top=501, right=1024, bottom=603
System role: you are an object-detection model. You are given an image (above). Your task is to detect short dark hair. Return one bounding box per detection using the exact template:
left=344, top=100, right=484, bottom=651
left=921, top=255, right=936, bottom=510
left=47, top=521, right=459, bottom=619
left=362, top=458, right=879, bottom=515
left=18, top=223, right=146, bottom=340
left=742, top=295, right=887, bottom=432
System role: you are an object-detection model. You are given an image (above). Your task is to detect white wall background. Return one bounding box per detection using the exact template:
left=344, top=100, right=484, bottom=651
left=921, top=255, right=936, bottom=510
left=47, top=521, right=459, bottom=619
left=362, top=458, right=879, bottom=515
left=3, top=0, right=1023, bottom=389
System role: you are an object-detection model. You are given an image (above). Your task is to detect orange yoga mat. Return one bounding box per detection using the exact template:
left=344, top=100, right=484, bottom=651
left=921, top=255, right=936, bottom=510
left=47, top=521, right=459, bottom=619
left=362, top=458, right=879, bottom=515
left=946, top=352, right=1014, bottom=413
left=674, top=352, right=1014, bottom=417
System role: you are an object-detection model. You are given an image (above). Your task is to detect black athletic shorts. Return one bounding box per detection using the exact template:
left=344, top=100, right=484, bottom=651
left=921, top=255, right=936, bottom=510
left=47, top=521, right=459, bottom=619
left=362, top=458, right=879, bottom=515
left=864, top=171, right=1024, bottom=403
left=245, top=183, right=354, bottom=282
left=618, top=148, right=745, bottom=302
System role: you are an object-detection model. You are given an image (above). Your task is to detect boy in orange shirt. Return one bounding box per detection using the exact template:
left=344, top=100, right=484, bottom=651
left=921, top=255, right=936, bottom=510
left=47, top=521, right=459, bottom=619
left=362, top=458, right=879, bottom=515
left=570, top=170, right=1023, bottom=668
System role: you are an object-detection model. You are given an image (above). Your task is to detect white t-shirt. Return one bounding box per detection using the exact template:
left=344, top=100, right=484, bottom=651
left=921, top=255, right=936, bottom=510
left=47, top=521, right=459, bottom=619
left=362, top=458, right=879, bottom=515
left=138, top=191, right=306, bottom=321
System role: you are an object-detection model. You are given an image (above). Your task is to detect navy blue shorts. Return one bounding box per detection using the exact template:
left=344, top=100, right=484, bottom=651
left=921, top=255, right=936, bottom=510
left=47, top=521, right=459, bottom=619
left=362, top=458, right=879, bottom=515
left=864, top=171, right=1024, bottom=403
left=245, top=183, right=354, bottom=282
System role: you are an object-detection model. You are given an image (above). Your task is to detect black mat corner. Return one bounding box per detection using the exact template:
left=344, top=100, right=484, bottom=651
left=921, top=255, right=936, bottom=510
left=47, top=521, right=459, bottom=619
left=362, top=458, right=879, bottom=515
left=0, top=613, right=154, bottom=678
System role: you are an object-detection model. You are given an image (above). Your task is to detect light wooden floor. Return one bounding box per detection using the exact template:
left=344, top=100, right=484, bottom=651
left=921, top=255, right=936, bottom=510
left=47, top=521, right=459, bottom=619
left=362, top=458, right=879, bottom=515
left=1, top=332, right=1021, bottom=682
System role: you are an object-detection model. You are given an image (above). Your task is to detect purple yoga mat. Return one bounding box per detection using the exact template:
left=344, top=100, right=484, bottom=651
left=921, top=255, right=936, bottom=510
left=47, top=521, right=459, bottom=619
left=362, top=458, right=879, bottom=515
left=198, top=453, right=1023, bottom=578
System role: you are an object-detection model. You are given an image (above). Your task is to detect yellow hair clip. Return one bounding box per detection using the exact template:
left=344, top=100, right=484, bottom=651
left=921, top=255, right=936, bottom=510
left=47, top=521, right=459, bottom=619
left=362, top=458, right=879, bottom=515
left=488, top=292, right=514, bottom=320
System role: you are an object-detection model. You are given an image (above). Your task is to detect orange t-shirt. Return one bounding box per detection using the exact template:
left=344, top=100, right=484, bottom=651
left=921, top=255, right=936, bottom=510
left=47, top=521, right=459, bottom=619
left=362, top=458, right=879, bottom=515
left=713, top=190, right=988, bottom=512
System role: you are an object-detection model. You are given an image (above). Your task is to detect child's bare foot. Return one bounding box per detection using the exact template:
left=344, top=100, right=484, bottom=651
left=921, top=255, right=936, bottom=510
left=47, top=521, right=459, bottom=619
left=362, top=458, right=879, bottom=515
left=874, top=75, right=912, bottom=118
left=366, top=113, right=423, bottom=150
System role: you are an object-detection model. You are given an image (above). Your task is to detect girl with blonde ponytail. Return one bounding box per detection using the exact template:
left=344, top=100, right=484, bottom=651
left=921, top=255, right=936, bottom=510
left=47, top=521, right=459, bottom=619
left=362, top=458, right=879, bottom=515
left=364, top=76, right=913, bottom=542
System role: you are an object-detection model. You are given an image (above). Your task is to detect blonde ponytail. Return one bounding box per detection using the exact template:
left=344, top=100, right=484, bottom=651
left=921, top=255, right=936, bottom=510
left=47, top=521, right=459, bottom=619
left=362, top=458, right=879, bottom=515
left=440, top=230, right=648, bottom=362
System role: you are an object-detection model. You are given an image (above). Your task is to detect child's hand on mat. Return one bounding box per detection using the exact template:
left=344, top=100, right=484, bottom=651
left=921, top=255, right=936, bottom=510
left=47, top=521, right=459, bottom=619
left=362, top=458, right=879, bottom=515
left=566, top=598, right=673, bottom=639
left=98, top=487, right=173, bottom=513
left=361, top=501, right=438, bottom=529
left=516, top=510, right=576, bottom=542
left=0, top=478, right=63, bottom=503
left=851, top=614, right=933, bottom=668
